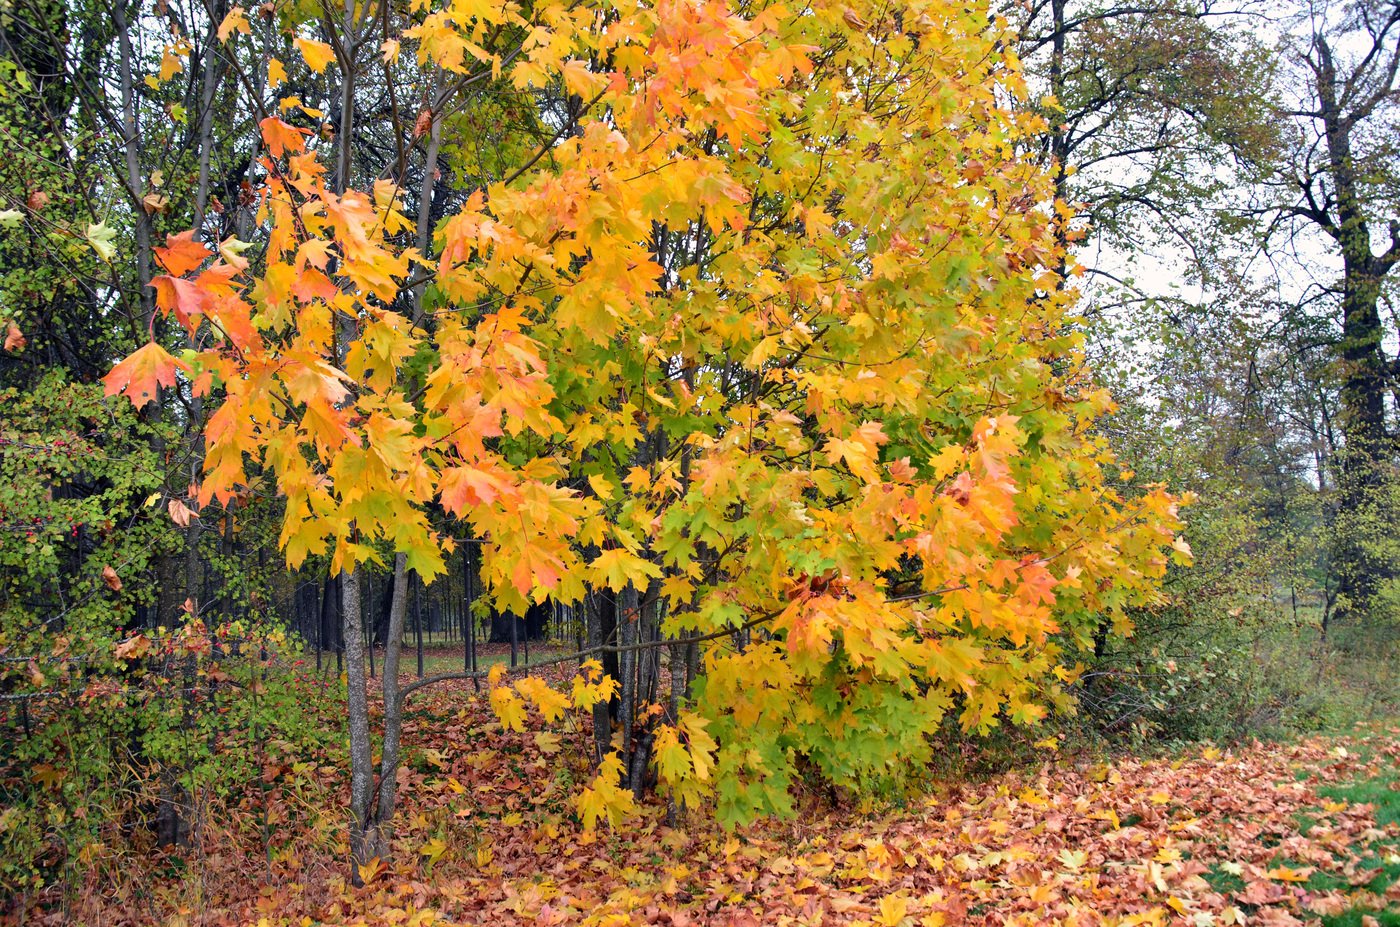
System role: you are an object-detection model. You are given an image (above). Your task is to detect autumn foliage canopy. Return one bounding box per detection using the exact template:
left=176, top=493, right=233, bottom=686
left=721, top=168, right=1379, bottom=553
left=103, top=0, right=1186, bottom=825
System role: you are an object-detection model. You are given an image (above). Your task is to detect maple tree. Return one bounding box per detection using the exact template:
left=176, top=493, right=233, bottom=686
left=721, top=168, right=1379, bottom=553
left=95, top=0, right=1192, bottom=869
left=8, top=0, right=1400, bottom=914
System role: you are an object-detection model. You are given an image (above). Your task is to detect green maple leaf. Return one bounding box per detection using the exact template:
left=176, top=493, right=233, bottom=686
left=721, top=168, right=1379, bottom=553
left=85, top=222, right=118, bottom=262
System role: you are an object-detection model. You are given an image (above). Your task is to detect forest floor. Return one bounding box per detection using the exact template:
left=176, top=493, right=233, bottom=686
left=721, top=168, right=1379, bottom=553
left=17, top=666, right=1400, bottom=927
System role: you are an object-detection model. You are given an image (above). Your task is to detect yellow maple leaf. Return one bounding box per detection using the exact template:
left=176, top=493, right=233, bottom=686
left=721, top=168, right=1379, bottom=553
left=489, top=683, right=527, bottom=732
left=516, top=676, right=571, bottom=723
left=577, top=754, right=637, bottom=831
left=356, top=856, right=386, bottom=884
left=419, top=838, right=447, bottom=866
left=295, top=37, right=336, bottom=74
left=561, top=59, right=607, bottom=98
left=1266, top=866, right=1311, bottom=882
left=217, top=7, right=250, bottom=42
left=158, top=44, right=186, bottom=82
left=875, top=894, right=909, bottom=927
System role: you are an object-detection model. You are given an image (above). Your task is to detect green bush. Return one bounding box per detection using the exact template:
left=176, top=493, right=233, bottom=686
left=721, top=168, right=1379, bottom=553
left=0, top=376, right=341, bottom=900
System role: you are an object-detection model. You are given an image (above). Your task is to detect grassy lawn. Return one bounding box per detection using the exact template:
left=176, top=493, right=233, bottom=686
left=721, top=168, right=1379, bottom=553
left=1201, top=735, right=1399, bottom=926
left=1282, top=741, right=1400, bottom=927
left=298, top=639, right=579, bottom=679
left=386, top=642, right=575, bottom=678
left=1312, top=759, right=1400, bottom=927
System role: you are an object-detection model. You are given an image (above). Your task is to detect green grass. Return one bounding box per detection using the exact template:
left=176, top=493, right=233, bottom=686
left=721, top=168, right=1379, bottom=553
left=1233, top=740, right=1400, bottom=927
left=1203, top=863, right=1245, bottom=895
left=1321, top=910, right=1400, bottom=927
left=1310, top=750, right=1400, bottom=927
left=1318, top=774, right=1400, bottom=830
left=299, top=633, right=578, bottom=681
left=391, top=645, right=573, bottom=678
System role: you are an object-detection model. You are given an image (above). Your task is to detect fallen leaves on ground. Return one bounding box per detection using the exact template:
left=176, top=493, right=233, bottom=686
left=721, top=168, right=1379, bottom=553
left=17, top=669, right=1398, bottom=927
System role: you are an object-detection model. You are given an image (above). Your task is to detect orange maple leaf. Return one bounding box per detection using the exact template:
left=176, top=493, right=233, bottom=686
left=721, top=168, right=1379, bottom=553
left=3, top=321, right=24, bottom=352
left=154, top=230, right=211, bottom=276
left=113, top=633, right=151, bottom=660
left=102, top=340, right=185, bottom=409
left=150, top=275, right=213, bottom=328
left=439, top=464, right=511, bottom=512
left=259, top=116, right=309, bottom=158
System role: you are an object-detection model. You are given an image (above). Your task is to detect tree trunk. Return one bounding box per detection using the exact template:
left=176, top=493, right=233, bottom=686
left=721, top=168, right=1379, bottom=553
left=588, top=589, right=615, bottom=763
left=342, top=566, right=375, bottom=875
left=619, top=584, right=638, bottom=766
left=364, top=552, right=410, bottom=861
left=414, top=573, right=424, bottom=677
left=1314, top=34, right=1396, bottom=618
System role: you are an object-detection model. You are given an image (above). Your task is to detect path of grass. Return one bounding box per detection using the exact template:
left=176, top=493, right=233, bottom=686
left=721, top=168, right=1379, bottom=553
left=381, top=642, right=575, bottom=679
left=1245, top=733, right=1400, bottom=926
left=301, top=641, right=577, bottom=680
left=1312, top=750, right=1400, bottom=927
